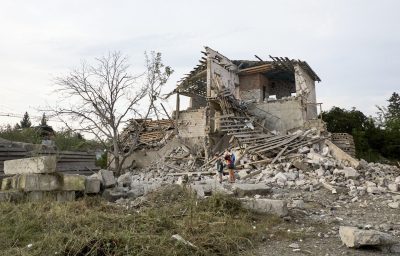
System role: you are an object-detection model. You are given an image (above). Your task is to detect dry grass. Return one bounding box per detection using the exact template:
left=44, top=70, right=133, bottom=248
left=0, top=185, right=290, bottom=256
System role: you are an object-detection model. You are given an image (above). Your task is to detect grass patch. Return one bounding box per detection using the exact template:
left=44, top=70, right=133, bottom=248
left=0, top=185, right=286, bottom=256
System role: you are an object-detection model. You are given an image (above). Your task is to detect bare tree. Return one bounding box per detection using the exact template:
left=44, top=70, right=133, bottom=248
left=49, top=51, right=173, bottom=175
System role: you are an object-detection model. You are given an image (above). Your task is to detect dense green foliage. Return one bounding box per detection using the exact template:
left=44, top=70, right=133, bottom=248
left=0, top=126, right=102, bottom=152
left=322, top=92, right=400, bottom=162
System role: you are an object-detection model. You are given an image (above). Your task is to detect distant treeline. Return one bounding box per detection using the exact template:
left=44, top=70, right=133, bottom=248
left=321, top=92, right=400, bottom=163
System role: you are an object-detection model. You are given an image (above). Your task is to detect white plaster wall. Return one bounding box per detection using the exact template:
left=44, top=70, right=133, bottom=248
left=206, top=47, right=239, bottom=97
left=248, top=98, right=306, bottom=132
left=294, top=64, right=317, bottom=120
left=178, top=109, right=206, bottom=138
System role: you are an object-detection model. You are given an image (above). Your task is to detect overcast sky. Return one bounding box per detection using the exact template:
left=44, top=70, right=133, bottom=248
left=0, top=0, right=399, bottom=127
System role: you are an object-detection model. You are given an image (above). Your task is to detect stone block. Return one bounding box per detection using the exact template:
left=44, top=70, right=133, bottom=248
left=26, top=191, right=55, bottom=201
left=85, top=178, right=101, bottom=194
left=339, top=226, right=397, bottom=248
left=0, top=191, right=24, bottom=202
left=233, top=184, right=271, bottom=197
left=4, top=156, right=57, bottom=175
left=27, top=191, right=75, bottom=202
left=1, top=177, right=12, bottom=190
left=61, top=174, right=85, bottom=191
left=241, top=198, right=288, bottom=217
left=56, top=191, right=75, bottom=202
left=99, top=169, right=116, bottom=188
left=17, top=174, right=61, bottom=192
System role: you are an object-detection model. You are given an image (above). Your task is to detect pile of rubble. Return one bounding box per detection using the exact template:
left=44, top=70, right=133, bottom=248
left=235, top=139, right=400, bottom=203
left=105, top=128, right=400, bottom=212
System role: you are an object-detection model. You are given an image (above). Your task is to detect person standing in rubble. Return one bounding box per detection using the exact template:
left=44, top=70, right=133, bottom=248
left=225, top=149, right=236, bottom=183
left=215, top=154, right=224, bottom=184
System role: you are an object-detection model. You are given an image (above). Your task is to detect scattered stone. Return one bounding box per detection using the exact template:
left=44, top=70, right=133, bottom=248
left=102, top=188, right=127, bottom=202
left=339, top=226, right=398, bottom=249
left=85, top=178, right=101, bottom=194
left=388, top=202, right=399, bottom=209
left=342, top=167, right=359, bottom=178
left=99, top=169, right=116, bottom=188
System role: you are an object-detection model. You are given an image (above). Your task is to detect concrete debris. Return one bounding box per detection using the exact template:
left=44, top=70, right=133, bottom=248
left=99, top=169, right=116, bottom=188
left=241, top=198, right=288, bottom=217
left=85, top=178, right=101, bottom=194
left=339, top=226, right=398, bottom=251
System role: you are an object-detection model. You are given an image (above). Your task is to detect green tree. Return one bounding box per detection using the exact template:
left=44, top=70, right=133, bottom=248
left=321, top=107, right=383, bottom=161
left=375, top=92, right=400, bottom=160
left=387, top=92, right=400, bottom=120
left=20, top=112, right=32, bottom=128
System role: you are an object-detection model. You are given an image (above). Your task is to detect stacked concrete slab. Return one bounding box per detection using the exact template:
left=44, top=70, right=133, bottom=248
left=0, top=156, right=101, bottom=202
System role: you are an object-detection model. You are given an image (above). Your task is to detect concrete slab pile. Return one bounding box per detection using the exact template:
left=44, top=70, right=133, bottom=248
left=0, top=156, right=102, bottom=202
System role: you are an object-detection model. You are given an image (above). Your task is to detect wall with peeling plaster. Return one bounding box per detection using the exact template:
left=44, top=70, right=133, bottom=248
left=248, top=98, right=306, bottom=132
left=294, top=64, right=317, bottom=119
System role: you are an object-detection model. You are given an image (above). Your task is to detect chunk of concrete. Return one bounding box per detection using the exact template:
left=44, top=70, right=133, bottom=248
left=127, top=185, right=145, bottom=199
left=99, top=169, right=116, bottom=188
left=85, top=178, right=101, bottom=194
left=117, top=172, right=133, bottom=187
left=241, top=198, right=288, bottom=217
left=61, top=174, right=86, bottom=191
left=325, top=140, right=359, bottom=168
left=339, top=226, right=398, bottom=248
left=4, top=156, right=57, bottom=175
left=17, top=174, right=61, bottom=192
left=342, top=167, right=359, bottom=178
left=233, top=184, right=271, bottom=197
left=102, top=188, right=126, bottom=202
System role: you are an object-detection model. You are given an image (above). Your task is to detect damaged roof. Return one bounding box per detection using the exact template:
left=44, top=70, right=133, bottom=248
left=171, top=48, right=321, bottom=98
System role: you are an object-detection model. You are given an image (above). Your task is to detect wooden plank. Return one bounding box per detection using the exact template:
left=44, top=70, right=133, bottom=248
left=271, top=146, right=288, bottom=164
left=255, top=134, right=302, bottom=154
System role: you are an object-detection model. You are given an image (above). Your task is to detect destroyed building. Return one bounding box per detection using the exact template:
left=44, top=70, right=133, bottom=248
left=118, top=47, right=328, bottom=168
left=170, top=47, right=323, bottom=157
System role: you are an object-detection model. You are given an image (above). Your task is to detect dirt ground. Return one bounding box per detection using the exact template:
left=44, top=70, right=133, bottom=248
left=252, top=187, right=400, bottom=256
